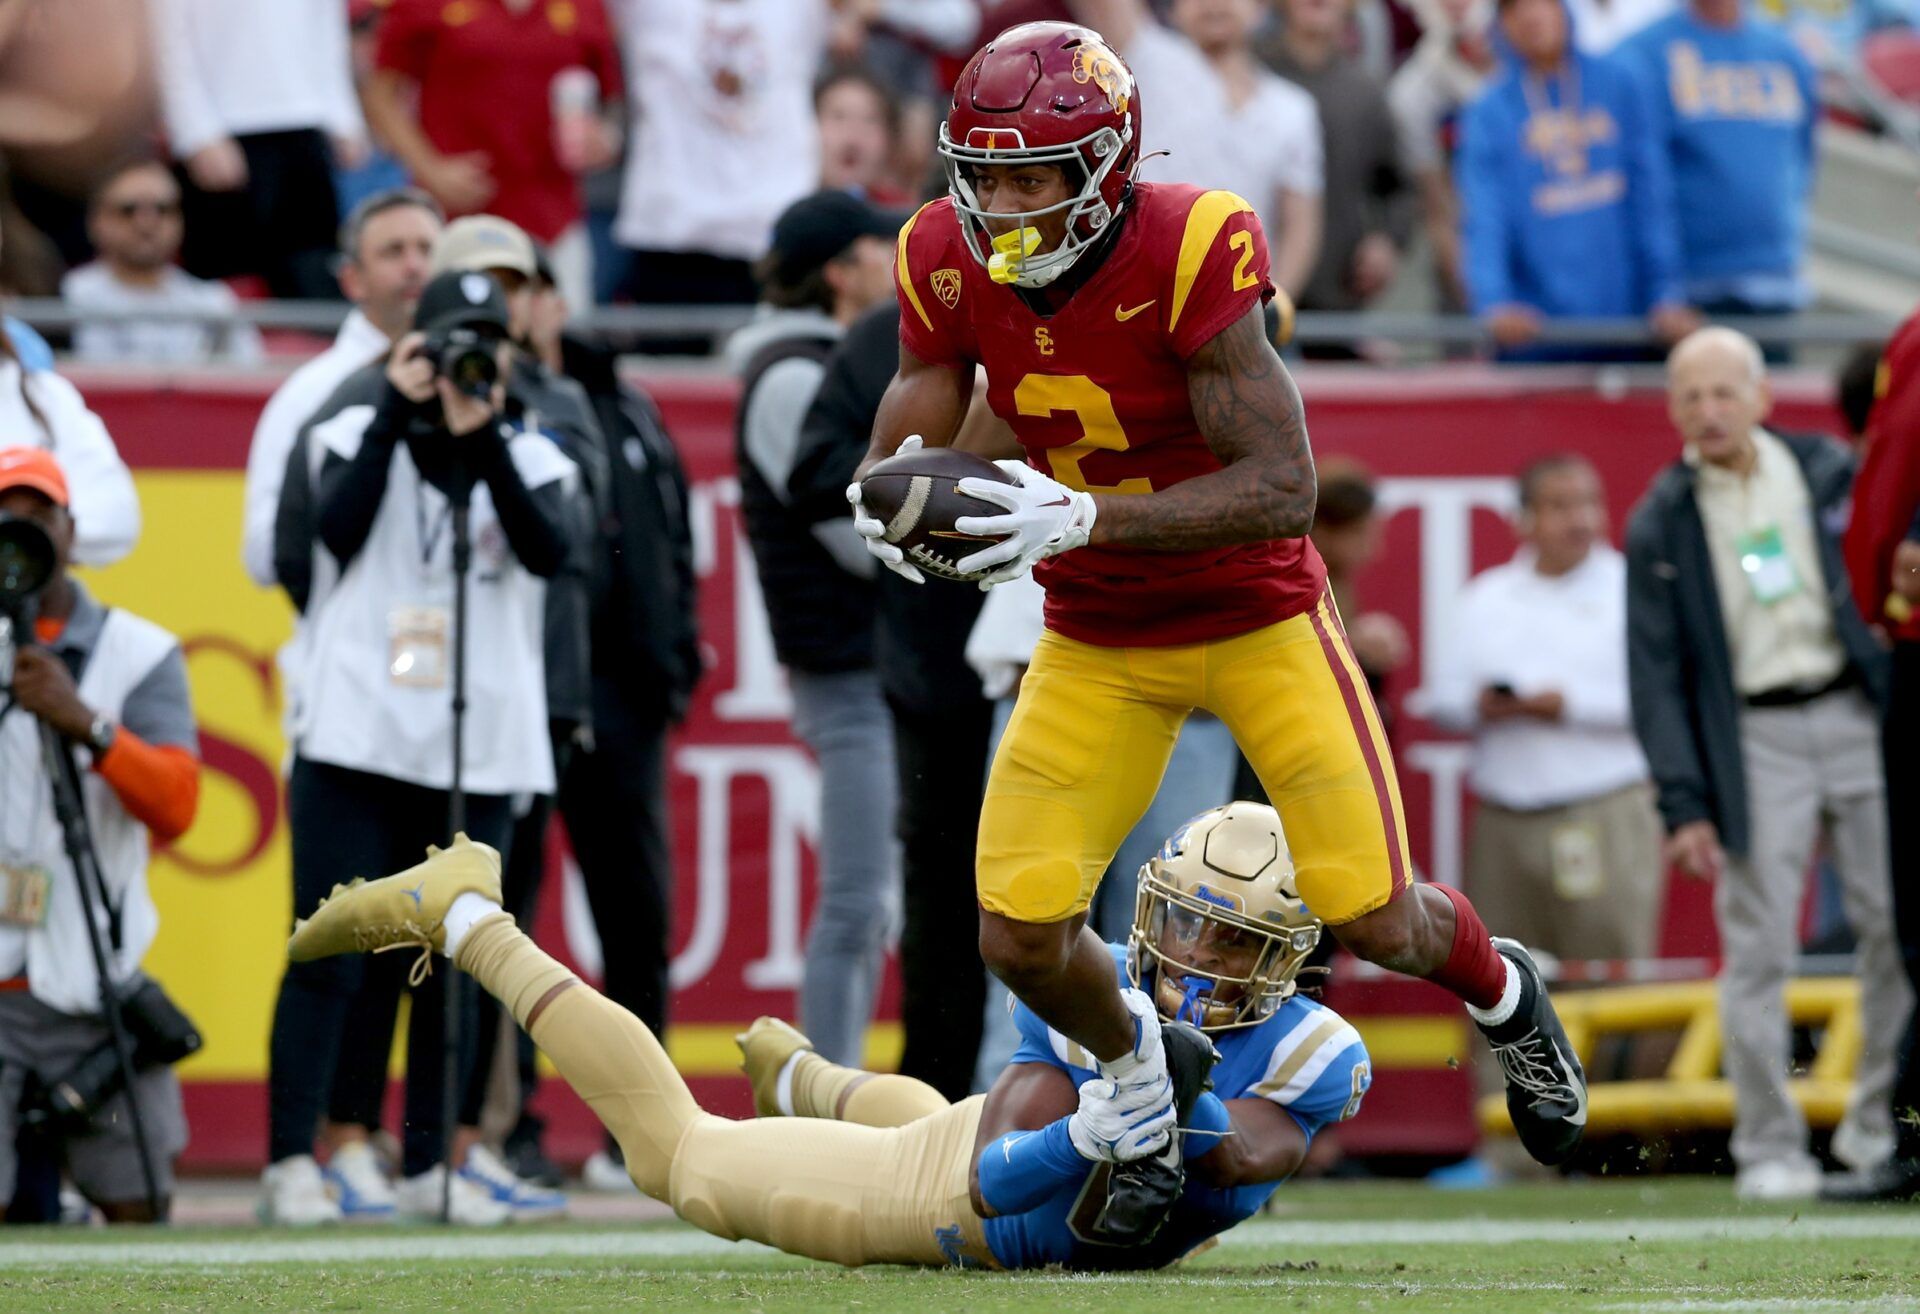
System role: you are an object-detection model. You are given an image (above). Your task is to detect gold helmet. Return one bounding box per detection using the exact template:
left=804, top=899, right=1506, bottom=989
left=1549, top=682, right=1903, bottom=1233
left=1127, top=802, right=1322, bottom=1032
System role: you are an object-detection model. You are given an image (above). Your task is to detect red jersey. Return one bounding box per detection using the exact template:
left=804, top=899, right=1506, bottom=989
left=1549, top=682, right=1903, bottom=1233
left=376, top=0, right=622, bottom=242
left=1844, top=308, right=1920, bottom=642
left=895, top=183, right=1327, bottom=647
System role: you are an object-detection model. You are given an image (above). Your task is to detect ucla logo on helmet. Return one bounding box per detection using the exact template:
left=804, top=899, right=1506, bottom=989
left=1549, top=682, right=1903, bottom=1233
left=1071, top=41, right=1132, bottom=114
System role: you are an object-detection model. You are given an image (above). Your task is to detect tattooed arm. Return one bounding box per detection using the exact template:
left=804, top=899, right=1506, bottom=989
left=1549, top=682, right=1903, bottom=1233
left=1089, top=303, right=1317, bottom=550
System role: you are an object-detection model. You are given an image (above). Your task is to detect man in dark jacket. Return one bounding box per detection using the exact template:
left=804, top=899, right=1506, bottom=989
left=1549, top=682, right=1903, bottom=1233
left=731, top=191, right=899, bottom=1068
left=787, top=301, right=993, bottom=1101
left=1626, top=327, right=1907, bottom=1202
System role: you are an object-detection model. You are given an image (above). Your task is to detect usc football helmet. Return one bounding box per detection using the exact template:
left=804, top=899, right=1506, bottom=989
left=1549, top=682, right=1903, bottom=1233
left=939, top=21, right=1142, bottom=288
left=1128, top=802, right=1323, bottom=1032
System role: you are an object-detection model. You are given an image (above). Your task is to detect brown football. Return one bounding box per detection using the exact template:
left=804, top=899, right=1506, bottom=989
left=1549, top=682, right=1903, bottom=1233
left=859, top=446, right=1017, bottom=583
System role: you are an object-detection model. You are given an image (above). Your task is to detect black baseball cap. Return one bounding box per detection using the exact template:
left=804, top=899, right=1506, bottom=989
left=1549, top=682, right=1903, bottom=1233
left=767, top=190, right=904, bottom=283
left=414, top=269, right=510, bottom=337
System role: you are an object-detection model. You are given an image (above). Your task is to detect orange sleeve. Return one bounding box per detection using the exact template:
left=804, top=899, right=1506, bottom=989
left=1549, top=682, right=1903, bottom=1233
left=94, top=730, right=201, bottom=844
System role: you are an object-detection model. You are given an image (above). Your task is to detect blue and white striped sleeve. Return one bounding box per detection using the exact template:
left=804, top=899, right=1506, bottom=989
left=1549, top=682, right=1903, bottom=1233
left=1249, top=1008, right=1372, bottom=1136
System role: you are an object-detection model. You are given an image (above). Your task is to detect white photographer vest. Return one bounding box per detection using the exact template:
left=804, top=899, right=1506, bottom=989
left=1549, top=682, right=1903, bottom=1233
left=294, top=406, right=575, bottom=796
left=0, top=608, right=177, bottom=1014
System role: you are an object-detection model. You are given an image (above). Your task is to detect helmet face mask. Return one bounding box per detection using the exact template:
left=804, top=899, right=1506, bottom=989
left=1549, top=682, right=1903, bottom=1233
left=1127, top=803, right=1323, bottom=1032
left=940, top=124, right=1129, bottom=288
left=939, top=23, right=1141, bottom=289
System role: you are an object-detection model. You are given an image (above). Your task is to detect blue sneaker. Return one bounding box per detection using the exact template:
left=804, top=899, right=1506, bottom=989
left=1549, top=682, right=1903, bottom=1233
left=459, top=1144, right=568, bottom=1220
left=322, top=1142, right=396, bottom=1220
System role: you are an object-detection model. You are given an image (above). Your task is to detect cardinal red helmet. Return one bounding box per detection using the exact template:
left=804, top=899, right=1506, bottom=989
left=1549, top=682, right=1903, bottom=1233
left=939, top=22, right=1141, bottom=288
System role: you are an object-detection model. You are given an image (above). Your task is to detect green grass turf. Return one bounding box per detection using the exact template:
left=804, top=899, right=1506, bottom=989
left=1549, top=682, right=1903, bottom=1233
left=5, top=1180, right=1920, bottom=1312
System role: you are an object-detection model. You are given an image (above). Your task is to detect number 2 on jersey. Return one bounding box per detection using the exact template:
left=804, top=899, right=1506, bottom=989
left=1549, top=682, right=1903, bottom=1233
left=1229, top=230, right=1259, bottom=292
left=1013, top=373, right=1154, bottom=495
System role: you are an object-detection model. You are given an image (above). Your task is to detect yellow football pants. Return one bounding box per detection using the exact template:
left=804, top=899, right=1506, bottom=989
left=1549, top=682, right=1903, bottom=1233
left=454, top=915, right=995, bottom=1268
left=978, top=593, right=1411, bottom=926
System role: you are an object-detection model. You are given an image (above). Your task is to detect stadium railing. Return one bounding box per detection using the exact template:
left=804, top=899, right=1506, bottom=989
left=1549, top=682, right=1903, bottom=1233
left=4, top=300, right=1903, bottom=357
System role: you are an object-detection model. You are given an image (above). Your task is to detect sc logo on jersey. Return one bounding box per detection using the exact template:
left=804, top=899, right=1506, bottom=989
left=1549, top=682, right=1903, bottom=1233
left=1034, top=327, right=1056, bottom=357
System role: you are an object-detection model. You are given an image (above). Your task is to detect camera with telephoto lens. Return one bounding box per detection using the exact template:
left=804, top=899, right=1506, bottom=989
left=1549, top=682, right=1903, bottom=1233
left=23, top=977, right=202, bottom=1131
left=420, top=327, right=500, bottom=402
left=0, top=510, right=56, bottom=688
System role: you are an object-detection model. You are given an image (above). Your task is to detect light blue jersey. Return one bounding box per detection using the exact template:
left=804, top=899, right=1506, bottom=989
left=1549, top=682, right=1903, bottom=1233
left=981, top=945, right=1371, bottom=1271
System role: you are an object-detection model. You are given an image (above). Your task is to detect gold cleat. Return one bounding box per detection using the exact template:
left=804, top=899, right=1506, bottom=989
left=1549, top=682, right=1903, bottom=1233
left=287, top=833, right=503, bottom=983
left=735, top=1015, right=815, bottom=1118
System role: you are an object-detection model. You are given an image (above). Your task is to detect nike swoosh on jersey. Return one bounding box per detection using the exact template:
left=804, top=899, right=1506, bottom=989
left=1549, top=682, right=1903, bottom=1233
left=1114, top=300, right=1156, bottom=322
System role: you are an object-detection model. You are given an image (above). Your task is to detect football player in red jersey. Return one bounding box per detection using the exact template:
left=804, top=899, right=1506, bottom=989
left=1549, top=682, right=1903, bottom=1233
left=848, top=21, right=1587, bottom=1237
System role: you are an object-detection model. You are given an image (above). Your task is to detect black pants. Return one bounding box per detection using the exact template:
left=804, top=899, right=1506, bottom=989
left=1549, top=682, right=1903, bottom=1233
left=458, top=791, right=555, bottom=1133
left=1884, top=641, right=1920, bottom=1160
left=177, top=128, right=340, bottom=300
left=890, top=695, right=993, bottom=1102
left=270, top=758, right=511, bottom=1175
left=555, top=680, right=674, bottom=1150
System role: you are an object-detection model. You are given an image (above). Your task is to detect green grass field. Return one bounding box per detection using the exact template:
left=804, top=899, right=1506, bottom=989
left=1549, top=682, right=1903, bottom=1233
left=5, top=1180, right=1919, bottom=1312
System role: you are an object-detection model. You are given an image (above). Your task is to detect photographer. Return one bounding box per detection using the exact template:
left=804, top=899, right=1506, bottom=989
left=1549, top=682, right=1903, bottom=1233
left=0, top=447, right=200, bottom=1224
left=261, top=270, right=576, bottom=1226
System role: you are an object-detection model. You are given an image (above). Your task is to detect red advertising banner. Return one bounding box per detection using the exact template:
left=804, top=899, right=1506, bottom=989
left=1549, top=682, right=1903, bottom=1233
left=69, top=363, right=1842, bottom=1169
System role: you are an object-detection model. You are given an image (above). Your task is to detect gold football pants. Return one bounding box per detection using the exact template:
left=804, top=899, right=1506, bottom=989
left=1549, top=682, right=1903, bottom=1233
left=455, top=915, right=995, bottom=1268
left=978, top=593, right=1412, bottom=926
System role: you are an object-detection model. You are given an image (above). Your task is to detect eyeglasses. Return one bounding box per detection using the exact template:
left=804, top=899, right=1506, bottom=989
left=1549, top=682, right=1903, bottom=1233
left=109, top=199, right=181, bottom=220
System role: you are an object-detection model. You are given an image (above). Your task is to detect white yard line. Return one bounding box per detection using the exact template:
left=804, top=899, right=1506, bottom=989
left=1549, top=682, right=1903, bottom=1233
left=1219, top=1216, right=1920, bottom=1247
left=4, top=1213, right=1920, bottom=1269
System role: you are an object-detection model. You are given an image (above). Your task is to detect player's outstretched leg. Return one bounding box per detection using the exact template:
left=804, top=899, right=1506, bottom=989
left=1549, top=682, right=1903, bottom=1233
left=1341, top=884, right=1588, bottom=1166
left=737, top=1017, right=950, bottom=1127
left=287, top=839, right=995, bottom=1267
left=1209, top=600, right=1586, bottom=1166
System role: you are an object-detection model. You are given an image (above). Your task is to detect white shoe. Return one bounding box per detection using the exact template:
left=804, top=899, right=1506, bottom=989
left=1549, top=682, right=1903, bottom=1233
left=1735, top=1156, right=1822, bottom=1202
left=1832, top=1120, right=1896, bottom=1175
left=395, top=1164, right=512, bottom=1225
left=323, top=1141, right=397, bottom=1220
left=458, top=1144, right=568, bottom=1220
left=581, top=1149, right=638, bottom=1194
left=259, top=1154, right=344, bottom=1226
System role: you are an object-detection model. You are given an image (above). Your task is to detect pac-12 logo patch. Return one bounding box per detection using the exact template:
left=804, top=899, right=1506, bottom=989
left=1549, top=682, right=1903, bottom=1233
left=930, top=268, right=962, bottom=309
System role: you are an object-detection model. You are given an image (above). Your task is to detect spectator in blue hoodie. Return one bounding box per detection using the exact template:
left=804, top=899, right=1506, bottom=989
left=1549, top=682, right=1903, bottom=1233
left=1617, top=0, right=1818, bottom=325
left=1457, top=0, right=1698, bottom=359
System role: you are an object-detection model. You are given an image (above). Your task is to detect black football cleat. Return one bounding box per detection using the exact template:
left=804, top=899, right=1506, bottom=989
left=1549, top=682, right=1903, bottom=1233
left=1819, top=1158, right=1920, bottom=1203
left=1477, top=938, right=1587, bottom=1167
left=1094, top=1021, right=1219, bottom=1246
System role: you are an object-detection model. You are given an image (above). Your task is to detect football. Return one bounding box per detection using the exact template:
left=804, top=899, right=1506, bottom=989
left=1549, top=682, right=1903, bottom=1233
left=859, top=446, right=1017, bottom=583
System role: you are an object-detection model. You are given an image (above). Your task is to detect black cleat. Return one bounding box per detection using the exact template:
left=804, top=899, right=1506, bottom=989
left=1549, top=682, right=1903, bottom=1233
left=1820, top=1158, right=1920, bottom=1203
left=1477, top=938, right=1587, bottom=1167
left=1094, top=1022, right=1219, bottom=1246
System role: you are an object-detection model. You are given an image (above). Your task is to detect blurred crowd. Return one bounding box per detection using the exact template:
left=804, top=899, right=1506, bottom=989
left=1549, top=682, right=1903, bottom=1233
left=0, top=0, right=1914, bottom=360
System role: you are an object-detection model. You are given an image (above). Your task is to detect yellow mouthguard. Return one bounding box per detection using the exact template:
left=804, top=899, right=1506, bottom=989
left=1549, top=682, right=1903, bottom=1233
left=987, top=228, right=1043, bottom=284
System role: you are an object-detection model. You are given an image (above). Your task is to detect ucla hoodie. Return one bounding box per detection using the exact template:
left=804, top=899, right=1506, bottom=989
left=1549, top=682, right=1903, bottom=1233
left=1457, top=0, right=1682, bottom=331
left=1616, top=10, right=1816, bottom=303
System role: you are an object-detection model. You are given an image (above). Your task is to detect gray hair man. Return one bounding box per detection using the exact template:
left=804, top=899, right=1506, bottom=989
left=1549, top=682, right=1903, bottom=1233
left=241, top=187, right=444, bottom=593
left=1625, top=327, right=1909, bottom=1201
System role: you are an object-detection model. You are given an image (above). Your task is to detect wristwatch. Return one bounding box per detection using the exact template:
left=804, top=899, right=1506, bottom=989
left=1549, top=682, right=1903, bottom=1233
left=87, top=711, right=118, bottom=756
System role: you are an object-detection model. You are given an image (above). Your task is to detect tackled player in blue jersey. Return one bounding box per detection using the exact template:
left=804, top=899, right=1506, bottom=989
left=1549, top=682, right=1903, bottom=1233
left=285, top=802, right=1368, bottom=1268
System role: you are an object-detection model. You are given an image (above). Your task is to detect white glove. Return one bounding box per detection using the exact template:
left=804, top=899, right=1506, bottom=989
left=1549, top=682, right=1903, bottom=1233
left=953, top=461, right=1096, bottom=589
left=1068, top=1071, right=1176, bottom=1163
left=847, top=434, right=925, bottom=584
left=1067, top=988, right=1174, bottom=1162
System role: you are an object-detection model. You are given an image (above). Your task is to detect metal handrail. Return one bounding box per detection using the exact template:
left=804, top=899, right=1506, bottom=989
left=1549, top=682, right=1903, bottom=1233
left=4, top=299, right=1903, bottom=351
